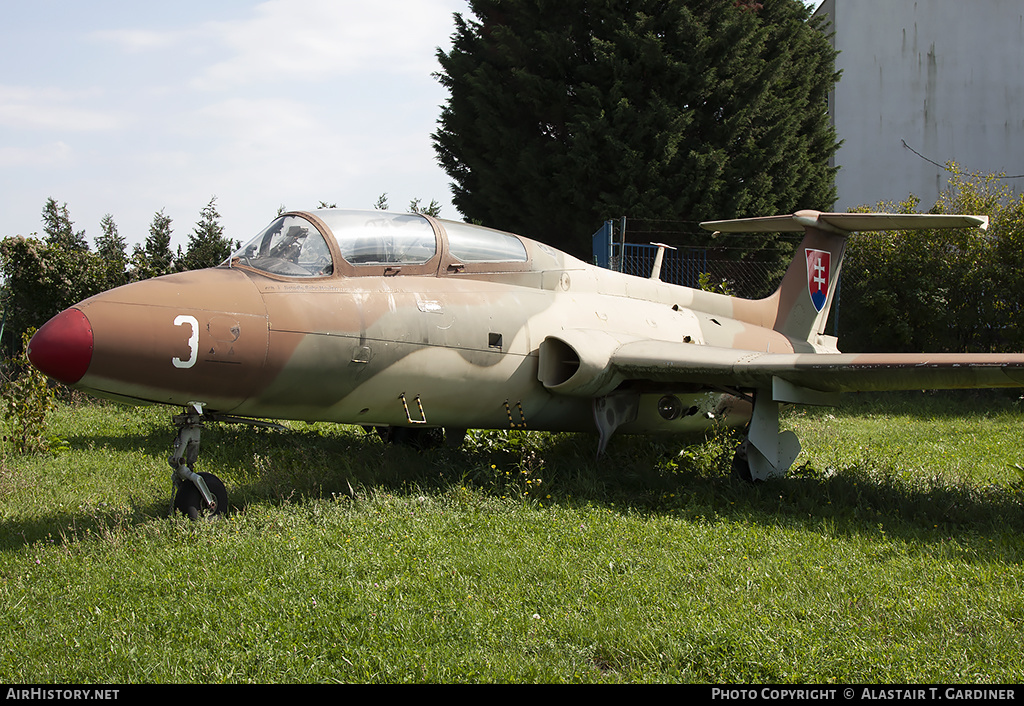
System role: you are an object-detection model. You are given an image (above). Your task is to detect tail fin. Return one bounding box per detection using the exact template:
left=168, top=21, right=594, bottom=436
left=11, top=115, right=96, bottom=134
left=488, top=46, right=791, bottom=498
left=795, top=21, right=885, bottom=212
left=700, top=210, right=989, bottom=345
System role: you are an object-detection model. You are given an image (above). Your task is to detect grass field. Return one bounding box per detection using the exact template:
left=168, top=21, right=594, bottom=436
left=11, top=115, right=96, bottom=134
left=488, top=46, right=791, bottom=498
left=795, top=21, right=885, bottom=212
left=0, top=391, right=1021, bottom=683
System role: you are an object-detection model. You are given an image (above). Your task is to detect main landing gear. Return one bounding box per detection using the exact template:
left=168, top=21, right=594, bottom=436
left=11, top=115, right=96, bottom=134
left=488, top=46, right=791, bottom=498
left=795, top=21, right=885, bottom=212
left=730, top=382, right=838, bottom=482
left=168, top=407, right=285, bottom=520
left=367, top=425, right=467, bottom=449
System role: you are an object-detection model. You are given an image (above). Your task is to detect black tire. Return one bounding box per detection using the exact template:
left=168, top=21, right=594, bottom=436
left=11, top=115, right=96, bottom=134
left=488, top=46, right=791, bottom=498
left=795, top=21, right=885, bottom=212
left=443, top=427, right=467, bottom=449
left=174, top=472, right=228, bottom=520
left=376, top=426, right=444, bottom=449
left=731, top=443, right=754, bottom=483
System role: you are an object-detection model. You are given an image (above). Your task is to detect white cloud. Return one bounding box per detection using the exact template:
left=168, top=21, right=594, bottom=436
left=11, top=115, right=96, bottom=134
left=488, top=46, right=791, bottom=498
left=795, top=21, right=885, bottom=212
left=91, top=1, right=459, bottom=90
left=185, top=97, right=321, bottom=141
left=0, top=141, right=74, bottom=169
left=90, top=27, right=185, bottom=53
left=0, top=86, right=128, bottom=132
left=191, top=0, right=457, bottom=89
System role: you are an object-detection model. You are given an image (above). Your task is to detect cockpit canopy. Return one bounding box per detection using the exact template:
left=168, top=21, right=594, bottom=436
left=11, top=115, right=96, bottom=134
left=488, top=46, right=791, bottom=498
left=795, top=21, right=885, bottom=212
left=228, top=214, right=335, bottom=277
left=318, top=211, right=437, bottom=266
left=441, top=219, right=528, bottom=263
left=225, top=209, right=529, bottom=279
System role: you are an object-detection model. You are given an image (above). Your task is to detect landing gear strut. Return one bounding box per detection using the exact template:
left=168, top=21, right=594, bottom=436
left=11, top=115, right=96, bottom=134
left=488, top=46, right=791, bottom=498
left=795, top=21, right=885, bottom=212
left=167, top=407, right=286, bottom=519
left=169, top=409, right=225, bottom=519
left=732, top=381, right=837, bottom=481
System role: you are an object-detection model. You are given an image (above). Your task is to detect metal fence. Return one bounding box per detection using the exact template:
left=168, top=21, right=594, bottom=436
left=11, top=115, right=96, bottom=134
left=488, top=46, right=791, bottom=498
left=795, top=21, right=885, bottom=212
left=591, top=218, right=784, bottom=298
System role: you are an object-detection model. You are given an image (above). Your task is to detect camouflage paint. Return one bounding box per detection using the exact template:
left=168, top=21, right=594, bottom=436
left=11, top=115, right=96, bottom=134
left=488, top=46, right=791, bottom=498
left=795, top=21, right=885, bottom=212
left=27, top=209, right=1022, bottom=463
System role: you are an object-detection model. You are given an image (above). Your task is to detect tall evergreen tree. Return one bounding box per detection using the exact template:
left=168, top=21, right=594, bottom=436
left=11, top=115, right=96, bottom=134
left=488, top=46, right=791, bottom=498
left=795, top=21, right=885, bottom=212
left=409, top=198, right=442, bottom=216
left=132, top=209, right=175, bottom=280
left=433, top=0, right=840, bottom=260
left=41, top=197, right=89, bottom=252
left=177, top=197, right=236, bottom=271
left=95, top=213, right=130, bottom=289
left=95, top=214, right=126, bottom=261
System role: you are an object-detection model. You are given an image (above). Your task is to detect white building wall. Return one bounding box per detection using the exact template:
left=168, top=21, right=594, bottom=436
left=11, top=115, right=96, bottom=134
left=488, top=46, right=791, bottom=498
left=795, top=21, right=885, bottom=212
left=815, top=0, right=1024, bottom=210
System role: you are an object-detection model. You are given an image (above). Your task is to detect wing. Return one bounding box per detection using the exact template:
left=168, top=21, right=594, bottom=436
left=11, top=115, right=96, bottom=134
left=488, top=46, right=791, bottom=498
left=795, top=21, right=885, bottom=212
left=611, top=341, right=1024, bottom=399
left=538, top=331, right=1024, bottom=401
left=604, top=341, right=1024, bottom=478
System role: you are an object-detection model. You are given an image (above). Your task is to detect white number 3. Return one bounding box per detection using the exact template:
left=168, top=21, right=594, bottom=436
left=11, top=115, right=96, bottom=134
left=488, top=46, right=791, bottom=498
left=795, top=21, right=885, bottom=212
left=172, top=315, right=199, bottom=369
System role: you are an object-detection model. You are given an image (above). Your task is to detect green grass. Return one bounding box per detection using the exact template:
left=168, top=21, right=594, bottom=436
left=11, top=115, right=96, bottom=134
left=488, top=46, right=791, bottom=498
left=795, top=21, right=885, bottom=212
left=0, top=391, right=1022, bottom=683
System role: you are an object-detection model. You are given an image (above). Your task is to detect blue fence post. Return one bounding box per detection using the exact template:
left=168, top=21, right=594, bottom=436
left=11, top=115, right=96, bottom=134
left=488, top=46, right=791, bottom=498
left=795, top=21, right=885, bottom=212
left=591, top=220, right=706, bottom=288
left=591, top=220, right=614, bottom=268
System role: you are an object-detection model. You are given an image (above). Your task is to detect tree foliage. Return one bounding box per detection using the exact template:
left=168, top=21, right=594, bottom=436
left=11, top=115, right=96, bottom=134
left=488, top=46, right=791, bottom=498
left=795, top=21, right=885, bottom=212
left=433, top=0, right=840, bottom=259
left=408, top=197, right=443, bottom=217
left=96, top=213, right=131, bottom=291
left=176, top=196, right=238, bottom=272
left=130, top=209, right=175, bottom=280
left=839, top=166, right=1024, bottom=354
left=0, top=234, right=108, bottom=354
left=0, top=198, right=238, bottom=353
left=374, top=193, right=443, bottom=216
left=41, top=197, right=89, bottom=252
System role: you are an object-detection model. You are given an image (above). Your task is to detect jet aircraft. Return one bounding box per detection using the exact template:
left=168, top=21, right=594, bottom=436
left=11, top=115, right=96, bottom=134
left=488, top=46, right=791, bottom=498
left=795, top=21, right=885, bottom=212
left=26, top=208, right=1024, bottom=517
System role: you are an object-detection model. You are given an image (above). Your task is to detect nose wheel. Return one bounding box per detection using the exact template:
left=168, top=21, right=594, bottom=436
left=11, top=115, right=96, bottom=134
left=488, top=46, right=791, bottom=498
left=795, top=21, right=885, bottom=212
left=173, top=472, right=227, bottom=520
left=168, top=409, right=227, bottom=519
left=167, top=407, right=287, bottom=519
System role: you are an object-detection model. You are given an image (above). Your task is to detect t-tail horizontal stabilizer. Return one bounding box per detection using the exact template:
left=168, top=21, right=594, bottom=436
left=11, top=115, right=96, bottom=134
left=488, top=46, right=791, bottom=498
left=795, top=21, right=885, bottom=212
left=701, top=210, right=990, bottom=345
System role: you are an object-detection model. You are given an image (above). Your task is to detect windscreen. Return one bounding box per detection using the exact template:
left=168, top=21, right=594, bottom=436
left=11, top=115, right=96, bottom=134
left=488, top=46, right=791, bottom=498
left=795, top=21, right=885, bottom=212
left=226, top=215, right=334, bottom=277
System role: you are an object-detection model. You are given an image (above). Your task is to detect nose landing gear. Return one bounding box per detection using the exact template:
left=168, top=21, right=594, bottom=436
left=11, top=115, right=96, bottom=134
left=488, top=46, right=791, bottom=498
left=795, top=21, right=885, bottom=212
left=167, top=407, right=285, bottom=520
left=168, top=409, right=226, bottom=519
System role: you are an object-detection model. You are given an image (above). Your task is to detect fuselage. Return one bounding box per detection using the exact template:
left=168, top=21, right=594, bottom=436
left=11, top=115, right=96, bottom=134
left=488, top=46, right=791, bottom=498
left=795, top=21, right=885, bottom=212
left=27, top=209, right=811, bottom=437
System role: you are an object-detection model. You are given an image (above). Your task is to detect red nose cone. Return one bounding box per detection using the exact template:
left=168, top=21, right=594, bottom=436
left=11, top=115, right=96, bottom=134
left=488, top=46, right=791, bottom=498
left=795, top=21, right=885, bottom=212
left=27, top=308, right=94, bottom=384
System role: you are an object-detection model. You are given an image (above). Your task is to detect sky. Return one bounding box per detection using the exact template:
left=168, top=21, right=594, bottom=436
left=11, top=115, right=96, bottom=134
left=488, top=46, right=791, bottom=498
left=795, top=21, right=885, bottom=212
left=1, top=0, right=825, bottom=253
left=0, top=0, right=469, bottom=251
